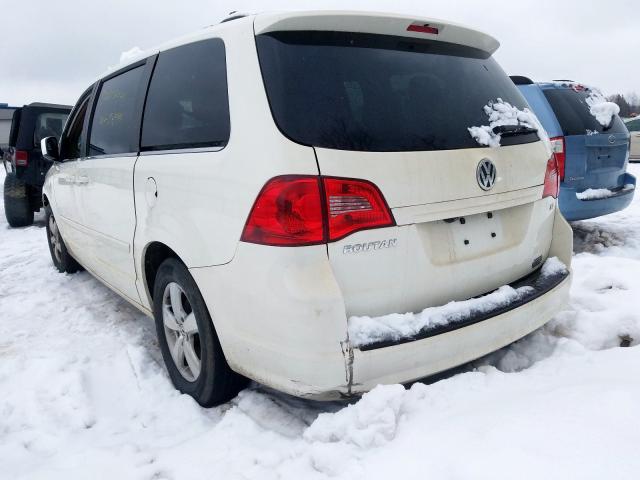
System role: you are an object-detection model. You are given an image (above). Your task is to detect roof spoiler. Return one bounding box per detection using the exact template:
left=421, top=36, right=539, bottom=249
left=510, top=75, right=534, bottom=85
left=254, top=11, right=500, bottom=54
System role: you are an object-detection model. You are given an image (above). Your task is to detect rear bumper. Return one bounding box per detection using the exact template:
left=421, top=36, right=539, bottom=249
left=190, top=209, right=573, bottom=400
left=559, top=173, right=636, bottom=221
left=349, top=271, right=570, bottom=394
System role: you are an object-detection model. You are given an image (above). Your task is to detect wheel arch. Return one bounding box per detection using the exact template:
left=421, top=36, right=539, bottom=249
left=142, top=241, right=184, bottom=304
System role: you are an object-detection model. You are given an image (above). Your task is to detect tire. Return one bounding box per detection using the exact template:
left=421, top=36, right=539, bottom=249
left=153, top=258, right=247, bottom=407
left=45, top=206, right=82, bottom=273
left=4, top=173, right=34, bottom=227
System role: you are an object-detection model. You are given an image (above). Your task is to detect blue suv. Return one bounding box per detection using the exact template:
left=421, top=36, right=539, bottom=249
left=513, top=77, right=635, bottom=221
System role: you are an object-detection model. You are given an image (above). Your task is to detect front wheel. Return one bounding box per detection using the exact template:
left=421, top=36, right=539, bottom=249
left=153, top=258, right=247, bottom=407
left=45, top=206, right=81, bottom=273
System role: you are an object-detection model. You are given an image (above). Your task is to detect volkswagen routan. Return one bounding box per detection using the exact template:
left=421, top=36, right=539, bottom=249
left=40, top=11, right=572, bottom=406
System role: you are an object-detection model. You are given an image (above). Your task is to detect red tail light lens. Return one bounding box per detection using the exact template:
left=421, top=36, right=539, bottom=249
left=240, top=176, right=324, bottom=246
left=241, top=176, right=395, bottom=246
left=323, top=177, right=395, bottom=241
left=14, top=150, right=28, bottom=167
left=550, top=136, right=565, bottom=181
left=543, top=155, right=560, bottom=199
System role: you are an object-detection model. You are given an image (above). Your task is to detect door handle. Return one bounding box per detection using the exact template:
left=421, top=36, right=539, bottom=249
left=76, top=175, right=89, bottom=185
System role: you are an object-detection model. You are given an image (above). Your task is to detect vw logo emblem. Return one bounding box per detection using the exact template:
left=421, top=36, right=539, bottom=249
left=608, top=135, right=616, bottom=145
left=477, top=159, right=497, bottom=191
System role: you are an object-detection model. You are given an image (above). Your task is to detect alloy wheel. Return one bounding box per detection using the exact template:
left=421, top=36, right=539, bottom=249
left=162, top=282, right=202, bottom=382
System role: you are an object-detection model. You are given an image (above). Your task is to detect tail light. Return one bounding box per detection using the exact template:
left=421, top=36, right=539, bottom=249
left=14, top=150, right=28, bottom=167
left=543, top=155, right=560, bottom=199
left=550, top=136, right=565, bottom=181
left=323, top=177, right=395, bottom=241
left=241, top=175, right=395, bottom=246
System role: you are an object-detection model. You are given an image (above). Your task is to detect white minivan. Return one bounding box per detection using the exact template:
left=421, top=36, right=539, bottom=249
left=41, top=11, right=572, bottom=406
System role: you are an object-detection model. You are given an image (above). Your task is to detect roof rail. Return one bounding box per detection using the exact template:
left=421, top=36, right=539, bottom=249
left=510, top=75, right=534, bottom=85
left=552, top=79, right=575, bottom=83
left=220, top=11, right=248, bottom=23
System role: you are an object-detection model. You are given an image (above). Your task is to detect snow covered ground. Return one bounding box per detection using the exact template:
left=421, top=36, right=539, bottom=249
left=2, top=166, right=640, bottom=480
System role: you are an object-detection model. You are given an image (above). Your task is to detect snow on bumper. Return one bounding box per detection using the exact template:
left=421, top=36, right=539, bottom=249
left=348, top=268, right=571, bottom=395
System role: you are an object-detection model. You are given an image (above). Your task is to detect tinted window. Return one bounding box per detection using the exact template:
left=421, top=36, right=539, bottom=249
left=543, top=88, right=627, bottom=136
left=61, top=98, right=90, bottom=159
left=34, top=112, right=69, bottom=147
left=256, top=31, right=536, bottom=152
left=88, top=66, right=145, bottom=156
left=141, top=39, right=230, bottom=151
left=626, top=119, right=640, bottom=132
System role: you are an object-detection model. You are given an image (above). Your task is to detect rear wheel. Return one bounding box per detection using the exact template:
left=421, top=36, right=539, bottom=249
left=45, top=206, right=81, bottom=273
left=153, top=258, right=247, bottom=406
left=4, top=173, right=34, bottom=227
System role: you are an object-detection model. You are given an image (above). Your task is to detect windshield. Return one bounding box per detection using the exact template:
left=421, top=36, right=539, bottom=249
left=256, top=31, right=537, bottom=152
left=543, top=88, right=627, bottom=136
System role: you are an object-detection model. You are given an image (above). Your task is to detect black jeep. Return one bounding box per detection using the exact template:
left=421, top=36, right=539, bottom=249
left=3, top=103, right=71, bottom=227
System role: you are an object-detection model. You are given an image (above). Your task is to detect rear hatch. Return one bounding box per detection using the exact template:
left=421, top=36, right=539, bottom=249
left=542, top=87, right=630, bottom=191
left=255, top=14, right=556, bottom=317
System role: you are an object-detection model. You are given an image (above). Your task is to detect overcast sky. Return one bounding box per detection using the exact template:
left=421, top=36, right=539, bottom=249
left=1, top=0, right=638, bottom=107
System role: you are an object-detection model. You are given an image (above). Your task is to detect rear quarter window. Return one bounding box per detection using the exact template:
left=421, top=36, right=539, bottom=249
left=141, top=38, right=230, bottom=151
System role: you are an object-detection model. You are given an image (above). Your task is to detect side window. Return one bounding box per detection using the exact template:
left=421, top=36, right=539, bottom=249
left=141, top=38, right=230, bottom=151
left=61, top=97, right=90, bottom=160
left=34, top=112, right=69, bottom=147
left=88, top=66, right=145, bottom=156
left=627, top=119, right=640, bottom=132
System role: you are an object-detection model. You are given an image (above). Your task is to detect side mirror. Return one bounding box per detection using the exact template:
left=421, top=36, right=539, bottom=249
left=41, top=136, right=59, bottom=162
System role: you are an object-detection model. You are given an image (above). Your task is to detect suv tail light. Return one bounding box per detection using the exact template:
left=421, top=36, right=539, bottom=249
left=543, top=155, right=560, bottom=199
left=550, top=136, right=565, bottom=181
left=241, top=175, right=395, bottom=246
left=14, top=150, right=28, bottom=167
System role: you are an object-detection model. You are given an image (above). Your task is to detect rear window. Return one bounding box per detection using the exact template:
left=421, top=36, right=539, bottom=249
left=33, top=112, right=68, bottom=147
left=8, top=109, right=22, bottom=147
left=256, top=31, right=536, bottom=152
left=543, top=88, right=627, bottom=136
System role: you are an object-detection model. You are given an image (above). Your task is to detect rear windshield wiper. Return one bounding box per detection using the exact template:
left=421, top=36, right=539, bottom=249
left=492, top=124, right=538, bottom=136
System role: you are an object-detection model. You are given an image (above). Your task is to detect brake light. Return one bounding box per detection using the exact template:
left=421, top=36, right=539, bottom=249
left=407, top=24, right=439, bottom=35
left=241, top=176, right=395, bottom=246
left=543, top=155, right=559, bottom=199
left=550, top=136, right=565, bottom=181
left=14, top=150, right=28, bottom=167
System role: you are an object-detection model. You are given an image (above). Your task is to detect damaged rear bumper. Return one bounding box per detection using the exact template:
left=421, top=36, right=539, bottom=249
left=191, top=208, right=572, bottom=401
